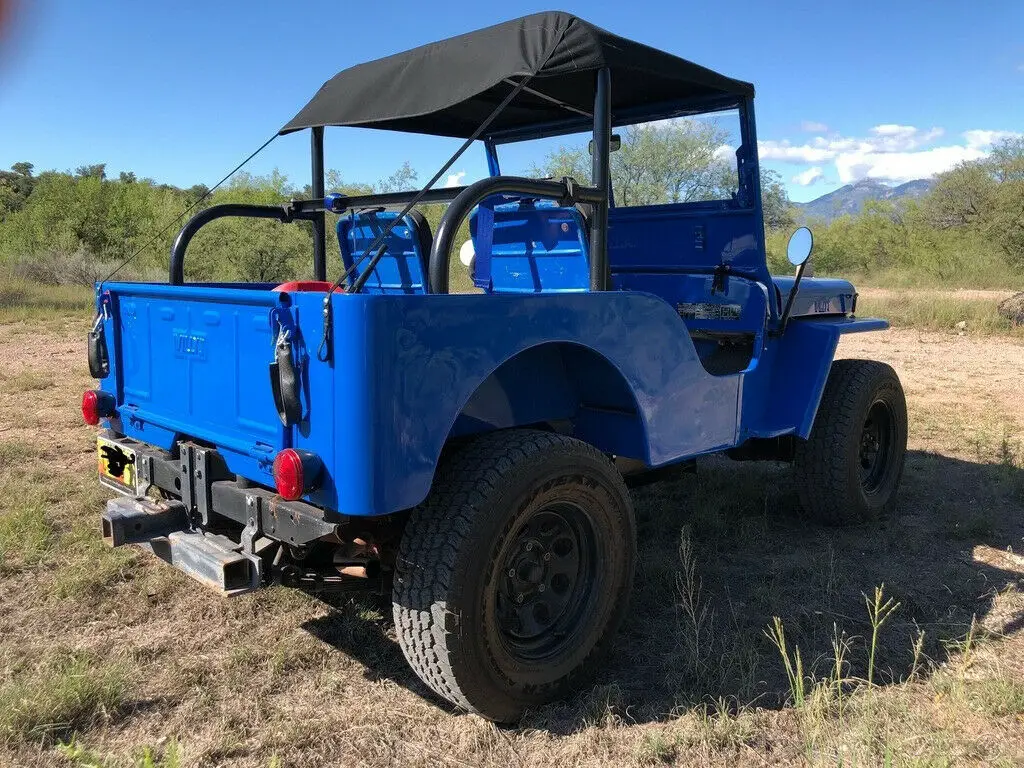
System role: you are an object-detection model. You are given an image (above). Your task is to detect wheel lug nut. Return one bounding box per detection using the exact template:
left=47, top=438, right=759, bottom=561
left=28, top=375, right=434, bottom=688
left=543, top=552, right=551, bottom=562
left=516, top=593, right=524, bottom=603
left=508, top=569, right=515, bottom=577
left=525, top=542, right=533, bottom=552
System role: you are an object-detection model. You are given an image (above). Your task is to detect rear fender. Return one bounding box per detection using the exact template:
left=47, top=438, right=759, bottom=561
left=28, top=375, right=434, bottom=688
left=448, top=342, right=648, bottom=459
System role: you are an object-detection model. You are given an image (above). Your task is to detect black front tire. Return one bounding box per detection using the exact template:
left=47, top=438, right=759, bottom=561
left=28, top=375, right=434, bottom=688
left=393, top=429, right=636, bottom=722
left=794, top=359, right=908, bottom=525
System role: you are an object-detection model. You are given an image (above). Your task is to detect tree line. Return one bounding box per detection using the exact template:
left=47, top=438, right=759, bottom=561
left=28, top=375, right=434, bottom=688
left=1, top=128, right=1021, bottom=288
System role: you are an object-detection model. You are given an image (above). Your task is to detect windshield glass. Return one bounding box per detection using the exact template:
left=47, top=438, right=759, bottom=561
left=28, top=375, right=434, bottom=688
left=503, top=109, right=742, bottom=207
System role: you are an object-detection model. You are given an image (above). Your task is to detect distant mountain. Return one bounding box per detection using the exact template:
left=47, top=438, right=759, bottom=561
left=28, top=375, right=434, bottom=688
left=796, top=178, right=935, bottom=222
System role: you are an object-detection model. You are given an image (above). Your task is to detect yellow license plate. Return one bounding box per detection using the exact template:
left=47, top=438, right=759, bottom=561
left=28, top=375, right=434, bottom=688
left=97, top=437, right=138, bottom=494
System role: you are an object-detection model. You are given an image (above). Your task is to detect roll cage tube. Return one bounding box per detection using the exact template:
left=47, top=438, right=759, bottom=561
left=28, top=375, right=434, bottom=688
left=167, top=189, right=481, bottom=286
left=169, top=203, right=321, bottom=285
left=428, top=176, right=606, bottom=294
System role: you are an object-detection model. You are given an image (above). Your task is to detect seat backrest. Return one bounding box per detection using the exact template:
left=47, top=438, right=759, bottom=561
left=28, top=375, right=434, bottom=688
left=337, top=209, right=432, bottom=294
left=469, top=200, right=589, bottom=294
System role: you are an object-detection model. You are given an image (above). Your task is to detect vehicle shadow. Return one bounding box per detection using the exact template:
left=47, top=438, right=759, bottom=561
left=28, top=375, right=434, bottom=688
left=301, top=449, right=1024, bottom=731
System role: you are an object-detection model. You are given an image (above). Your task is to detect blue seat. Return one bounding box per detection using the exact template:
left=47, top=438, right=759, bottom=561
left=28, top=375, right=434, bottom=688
left=337, top=209, right=432, bottom=294
left=469, top=200, right=589, bottom=293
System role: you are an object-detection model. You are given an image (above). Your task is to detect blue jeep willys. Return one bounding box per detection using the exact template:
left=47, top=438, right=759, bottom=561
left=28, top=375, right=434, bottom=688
left=83, top=12, right=908, bottom=721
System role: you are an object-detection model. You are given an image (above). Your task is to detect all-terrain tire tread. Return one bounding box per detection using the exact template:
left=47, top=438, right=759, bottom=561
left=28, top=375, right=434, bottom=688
left=793, top=359, right=906, bottom=525
left=392, top=429, right=631, bottom=718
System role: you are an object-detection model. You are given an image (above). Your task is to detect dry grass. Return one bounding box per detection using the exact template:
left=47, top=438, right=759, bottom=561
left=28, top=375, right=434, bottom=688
left=0, top=295, right=1022, bottom=766
left=0, top=279, right=94, bottom=324
left=858, top=287, right=1024, bottom=336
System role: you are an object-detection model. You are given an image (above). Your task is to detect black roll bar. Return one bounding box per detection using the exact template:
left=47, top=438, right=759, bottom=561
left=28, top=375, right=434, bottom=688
left=428, top=176, right=606, bottom=294
left=310, top=126, right=327, bottom=280
left=323, top=185, right=469, bottom=212
left=590, top=68, right=611, bottom=291
left=169, top=204, right=319, bottom=285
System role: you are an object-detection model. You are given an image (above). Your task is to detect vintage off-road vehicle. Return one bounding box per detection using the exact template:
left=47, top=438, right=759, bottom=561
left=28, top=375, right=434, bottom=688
left=84, top=12, right=908, bottom=721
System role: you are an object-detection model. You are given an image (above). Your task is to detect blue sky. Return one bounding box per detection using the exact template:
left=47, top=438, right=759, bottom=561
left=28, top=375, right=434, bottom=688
left=0, top=0, right=1021, bottom=202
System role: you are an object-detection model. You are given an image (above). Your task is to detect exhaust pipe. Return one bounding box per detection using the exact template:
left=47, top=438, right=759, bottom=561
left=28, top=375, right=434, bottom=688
left=333, top=536, right=381, bottom=579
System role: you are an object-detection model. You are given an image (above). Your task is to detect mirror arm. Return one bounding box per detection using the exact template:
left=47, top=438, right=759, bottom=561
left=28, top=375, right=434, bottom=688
left=775, top=260, right=809, bottom=336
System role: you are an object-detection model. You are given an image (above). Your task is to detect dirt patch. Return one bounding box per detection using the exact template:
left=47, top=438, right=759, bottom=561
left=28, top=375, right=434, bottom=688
left=1, top=320, right=1022, bottom=767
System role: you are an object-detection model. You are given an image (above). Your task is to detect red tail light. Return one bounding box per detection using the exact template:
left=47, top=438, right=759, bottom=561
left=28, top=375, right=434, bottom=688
left=273, top=449, right=322, bottom=500
left=81, top=390, right=114, bottom=426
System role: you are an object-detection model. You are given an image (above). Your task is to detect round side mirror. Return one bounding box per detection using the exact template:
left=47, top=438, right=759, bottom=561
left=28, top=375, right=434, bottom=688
left=787, top=226, right=813, bottom=266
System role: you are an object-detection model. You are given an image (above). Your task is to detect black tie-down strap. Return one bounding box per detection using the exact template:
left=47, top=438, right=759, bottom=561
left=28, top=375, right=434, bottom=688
left=270, top=328, right=302, bottom=426
left=88, top=314, right=110, bottom=379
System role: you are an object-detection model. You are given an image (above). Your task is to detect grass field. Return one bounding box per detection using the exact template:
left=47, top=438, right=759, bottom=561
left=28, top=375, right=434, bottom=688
left=0, top=286, right=1022, bottom=767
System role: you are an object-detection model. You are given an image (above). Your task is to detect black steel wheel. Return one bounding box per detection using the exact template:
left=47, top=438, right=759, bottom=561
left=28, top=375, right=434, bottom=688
left=393, top=429, right=635, bottom=722
left=794, top=359, right=908, bottom=525
left=859, top=399, right=898, bottom=494
left=495, top=504, right=597, bottom=662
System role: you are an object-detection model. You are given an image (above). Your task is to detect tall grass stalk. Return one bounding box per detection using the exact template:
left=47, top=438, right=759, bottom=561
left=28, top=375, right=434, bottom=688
left=765, top=616, right=805, bottom=707
left=864, top=584, right=901, bottom=688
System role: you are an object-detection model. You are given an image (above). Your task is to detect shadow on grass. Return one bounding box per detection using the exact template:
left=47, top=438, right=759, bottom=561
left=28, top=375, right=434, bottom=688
left=302, top=449, right=1024, bottom=731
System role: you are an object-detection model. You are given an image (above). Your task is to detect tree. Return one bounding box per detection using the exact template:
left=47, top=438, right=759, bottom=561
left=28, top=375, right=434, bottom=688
left=533, top=120, right=792, bottom=229
left=0, top=162, right=36, bottom=215
left=376, top=161, right=418, bottom=193
left=923, top=162, right=996, bottom=230
left=531, top=118, right=736, bottom=206
left=760, top=168, right=794, bottom=232
left=75, top=163, right=107, bottom=180
left=919, top=138, right=1024, bottom=267
left=988, top=136, right=1024, bottom=183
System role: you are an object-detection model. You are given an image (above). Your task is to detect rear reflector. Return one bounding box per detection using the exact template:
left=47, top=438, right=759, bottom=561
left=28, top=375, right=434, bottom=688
left=82, top=390, right=115, bottom=425
left=273, top=449, right=323, bottom=500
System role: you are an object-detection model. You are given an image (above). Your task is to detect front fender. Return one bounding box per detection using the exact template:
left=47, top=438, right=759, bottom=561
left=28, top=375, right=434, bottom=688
left=742, top=316, right=889, bottom=440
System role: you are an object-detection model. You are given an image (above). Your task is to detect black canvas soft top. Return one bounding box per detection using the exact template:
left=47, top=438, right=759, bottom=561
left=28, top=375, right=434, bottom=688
left=280, top=11, right=754, bottom=139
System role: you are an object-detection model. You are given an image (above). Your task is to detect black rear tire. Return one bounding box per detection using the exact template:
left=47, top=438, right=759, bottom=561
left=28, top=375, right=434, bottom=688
left=393, top=429, right=636, bottom=722
left=794, top=359, right=908, bottom=525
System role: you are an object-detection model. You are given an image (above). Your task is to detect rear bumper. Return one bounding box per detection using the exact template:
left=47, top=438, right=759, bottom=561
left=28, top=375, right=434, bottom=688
left=98, top=431, right=346, bottom=595
left=102, top=496, right=263, bottom=595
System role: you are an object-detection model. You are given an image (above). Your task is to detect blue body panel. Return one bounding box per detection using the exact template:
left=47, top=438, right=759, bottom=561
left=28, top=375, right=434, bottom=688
left=608, top=203, right=773, bottom=293
left=99, top=278, right=886, bottom=518
left=772, top=276, right=857, bottom=317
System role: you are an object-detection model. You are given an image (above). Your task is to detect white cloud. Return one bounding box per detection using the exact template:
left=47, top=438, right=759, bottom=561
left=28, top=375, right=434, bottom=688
left=444, top=171, right=466, bottom=188
left=870, top=124, right=915, bottom=138
left=833, top=146, right=987, bottom=184
left=761, top=125, right=946, bottom=167
left=792, top=167, right=825, bottom=186
left=758, top=141, right=836, bottom=163
left=760, top=124, right=1018, bottom=185
left=713, top=144, right=735, bottom=161
left=800, top=120, right=829, bottom=133
left=963, top=129, right=1023, bottom=149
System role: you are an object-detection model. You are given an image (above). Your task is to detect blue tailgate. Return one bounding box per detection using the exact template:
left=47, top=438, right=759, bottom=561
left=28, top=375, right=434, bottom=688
left=103, top=283, right=286, bottom=460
